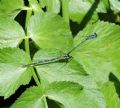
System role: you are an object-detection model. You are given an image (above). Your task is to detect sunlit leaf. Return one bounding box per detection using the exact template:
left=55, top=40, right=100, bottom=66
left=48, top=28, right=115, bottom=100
left=11, top=86, right=48, bottom=108
left=0, top=48, right=32, bottom=99
left=39, top=0, right=60, bottom=14
left=74, top=21, right=120, bottom=83
left=69, top=0, right=100, bottom=23
left=28, top=13, right=73, bottom=53
left=0, top=0, right=24, bottom=18
left=12, top=82, right=105, bottom=108
left=33, top=49, right=98, bottom=89
left=109, top=0, right=120, bottom=13
left=101, top=81, right=120, bottom=108
left=0, top=18, right=25, bottom=48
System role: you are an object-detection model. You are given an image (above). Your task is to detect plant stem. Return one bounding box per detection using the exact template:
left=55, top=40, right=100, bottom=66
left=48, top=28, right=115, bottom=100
left=47, top=0, right=53, bottom=12
left=31, top=68, right=40, bottom=86
left=25, top=5, right=40, bottom=86
left=61, top=0, right=69, bottom=24
left=25, top=9, right=31, bottom=54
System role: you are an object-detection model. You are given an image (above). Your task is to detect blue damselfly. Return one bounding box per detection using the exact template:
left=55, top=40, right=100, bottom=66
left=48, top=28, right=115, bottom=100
left=23, top=33, right=97, bottom=67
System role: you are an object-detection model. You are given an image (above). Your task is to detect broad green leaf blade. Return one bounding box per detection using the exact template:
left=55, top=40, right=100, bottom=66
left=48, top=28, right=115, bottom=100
left=33, top=49, right=98, bottom=89
left=46, top=82, right=105, bottom=108
left=0, top=48, right=32, bottom=99
left=0, top=0, right=24, bottom=18
left=12, top=82, right=105, bottom=108
left=68, top=0, right=99, bottom=23
left=96, top=0, right=109, bottom=13
left=101, top=81, right=120, bottom=108
left=74, top=21, right=120, bottom=83
left=68, top=0, right=110, bottom=23
left=11, top=86, right=48, bottom=108
left=27, top=13, right=73, bottom=53
left=0, top=18, right=25, bottom=48
left=39, top=0, right=60, bottom=14
left=109, top=0, right=120, bottom=13
left=47, top=0, right=60, bottom=14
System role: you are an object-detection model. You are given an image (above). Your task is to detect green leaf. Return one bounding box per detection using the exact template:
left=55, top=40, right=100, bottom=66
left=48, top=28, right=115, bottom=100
left=96, top=0, right=109, bottom=13
left=39, top=0, right=60, bottom=14
left=46, top=82, right=105, bottom=108
left=68, top=0, right=110, bottom=23
left=12, top=82, right=105, bottom=108
left=33, top=49, right=98, bottom=89
left=68, top=0, right=99, bottom=23
left=0, top=18, right=25, bottom=48
left=0, top=0, right=24, bottom=18
left=0, top=48, right=32, bottom=99
left=11, top=86, right=48, bottom=108
left=101, top=81, right=120, bottom=108
left=28, top=13, right=73, bottom=53
left=109, top=0, right=120, bottom=13
left=47, top=0, right=60, bottom=14
left=28, top=0, right=43, bottom=14
left=74, top=21, right=120, bottom=83
left=39, top=0, right=47, bottom=8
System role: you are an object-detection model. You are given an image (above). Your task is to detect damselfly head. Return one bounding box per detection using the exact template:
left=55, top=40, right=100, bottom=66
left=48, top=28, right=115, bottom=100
left=86, top=33, right=97, bottom=40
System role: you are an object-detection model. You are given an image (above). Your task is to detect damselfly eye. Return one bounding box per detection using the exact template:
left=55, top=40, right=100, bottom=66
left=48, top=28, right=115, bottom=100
left=86, top=33, right=97, bottom=40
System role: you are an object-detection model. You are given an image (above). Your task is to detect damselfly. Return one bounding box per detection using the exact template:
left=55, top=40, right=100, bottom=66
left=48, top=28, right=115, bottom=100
left=23, top=33, right=97, bottom=67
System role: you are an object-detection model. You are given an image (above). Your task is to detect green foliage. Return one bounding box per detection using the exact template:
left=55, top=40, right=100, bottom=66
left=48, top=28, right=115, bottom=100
left=27, top=13, right=73, bottom=52
left=0, top=0, right=120, bottom=108
left=12, top=82, right=105, bottom=108
left=0, top=48, right=32, bottom=99
left=0, top=18, right=25, bottom=48
left=74, top=21, right=120, bottom=83
left=109, top=0, right=120, bottom=13
left=0, top=0, right=24, bottom=18
left=101, top=81, right=120, bottom=108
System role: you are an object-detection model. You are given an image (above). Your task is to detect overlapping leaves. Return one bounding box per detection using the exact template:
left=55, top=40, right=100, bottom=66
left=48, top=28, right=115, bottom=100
left=11, top=82, right=105, bottom=108
left=74, top=21, right=120, bottom=83
left=0, top=0, right=24, bottom=18
left=33, top=49, right=98, bottom=89
left=0, top=9, right=119, bottom=107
